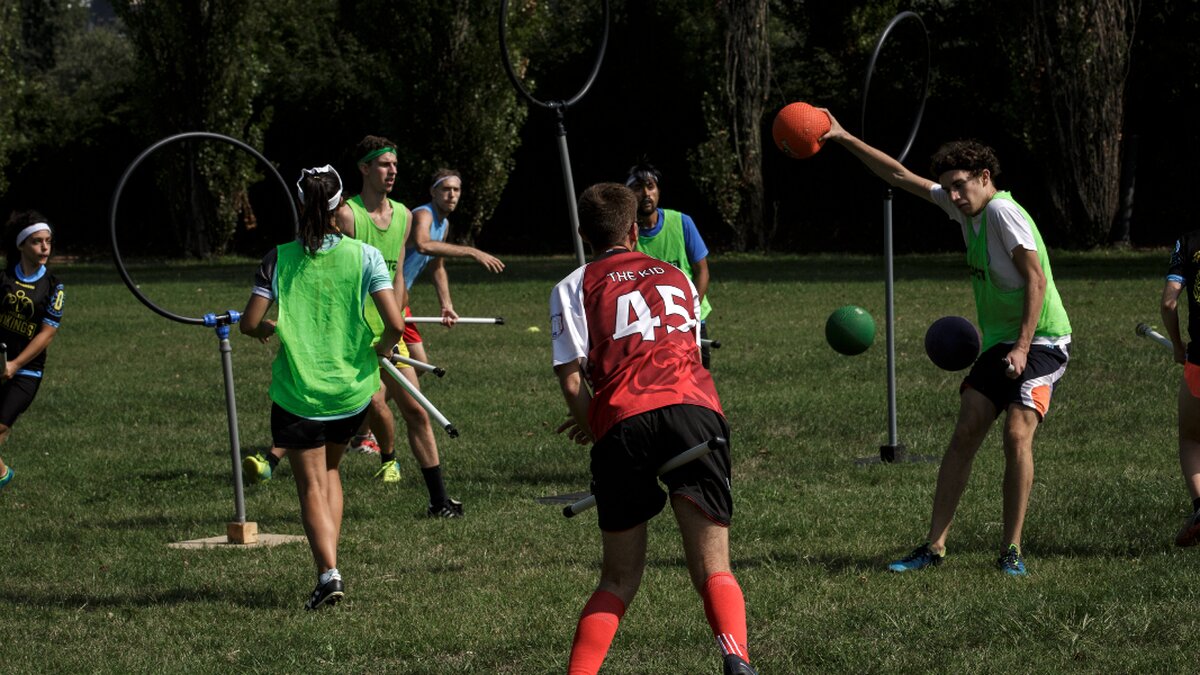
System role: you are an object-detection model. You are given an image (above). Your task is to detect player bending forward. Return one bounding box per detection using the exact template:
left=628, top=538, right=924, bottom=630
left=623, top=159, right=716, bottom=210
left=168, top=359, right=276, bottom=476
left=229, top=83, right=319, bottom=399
left=549, top=183, right=756, bottom=675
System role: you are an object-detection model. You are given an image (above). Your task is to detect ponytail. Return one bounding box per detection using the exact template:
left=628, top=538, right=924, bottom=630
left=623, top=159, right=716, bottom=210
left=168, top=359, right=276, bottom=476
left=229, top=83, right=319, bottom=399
left=295, top=166, right=343, bottom=255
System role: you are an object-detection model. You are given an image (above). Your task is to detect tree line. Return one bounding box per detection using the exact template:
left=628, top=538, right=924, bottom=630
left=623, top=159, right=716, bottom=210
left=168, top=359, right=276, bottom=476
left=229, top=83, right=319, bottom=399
left=1, top=0, right=1192, bottom=258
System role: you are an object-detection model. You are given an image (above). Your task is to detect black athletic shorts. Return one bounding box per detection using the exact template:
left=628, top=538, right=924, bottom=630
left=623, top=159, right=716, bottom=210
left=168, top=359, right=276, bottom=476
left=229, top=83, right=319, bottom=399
left=962, top=341, right=1070, bottom=421
left=270, top=403, right=370, bottom=450
left=0, top=375, right=41, bottom=427
left=590, top=404, right=732, bottom=532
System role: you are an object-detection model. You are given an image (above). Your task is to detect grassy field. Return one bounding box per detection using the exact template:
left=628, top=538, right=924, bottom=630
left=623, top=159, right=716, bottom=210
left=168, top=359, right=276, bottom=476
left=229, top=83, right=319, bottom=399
left=0, top=250, right=1194, bottom=673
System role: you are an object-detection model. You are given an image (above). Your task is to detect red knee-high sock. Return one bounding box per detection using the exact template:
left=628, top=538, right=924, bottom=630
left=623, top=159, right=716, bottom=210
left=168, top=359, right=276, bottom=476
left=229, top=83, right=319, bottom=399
left=568, top=590, right=626, bottom=675
left=702, top=571, right=749, bottom=662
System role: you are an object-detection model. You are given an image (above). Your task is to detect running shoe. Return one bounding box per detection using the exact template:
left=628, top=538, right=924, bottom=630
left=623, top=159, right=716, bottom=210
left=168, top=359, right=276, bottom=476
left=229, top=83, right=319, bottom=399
left=374, top=460, right=401, bottom=483
left=723, top=654, right=758, bottom=675
left=242, top=452, right=272, bottom=484
left=887, top=543, right=944, bottom=572
left=0, top=466, right=12, bottom=492
left=304, top=577, right=344, bottom=610
left=997, top=544, right=1027, bottom=576
left=427, top=498, right=464, bottom=519
left=349, top=433, right=381, bottom=455
left=1175, top=509, right=1200, bottom=547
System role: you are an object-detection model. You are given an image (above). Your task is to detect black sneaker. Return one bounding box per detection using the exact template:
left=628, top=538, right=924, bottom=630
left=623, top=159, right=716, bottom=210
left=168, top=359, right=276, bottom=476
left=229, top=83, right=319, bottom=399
left=996, top=544, right=1027, bottom=576
left=304, top=577, right=344, bottom=610
left=427, top=498, right=464, bottom=518
left=723, top=654, right=758, bottom=675
left=1176, top=509, right=1200, bottom=547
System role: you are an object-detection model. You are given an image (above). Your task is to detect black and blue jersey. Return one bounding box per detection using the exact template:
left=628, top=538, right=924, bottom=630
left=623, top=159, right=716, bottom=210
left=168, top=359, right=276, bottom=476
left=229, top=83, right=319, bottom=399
left=0, top=263, right=64, bottom=378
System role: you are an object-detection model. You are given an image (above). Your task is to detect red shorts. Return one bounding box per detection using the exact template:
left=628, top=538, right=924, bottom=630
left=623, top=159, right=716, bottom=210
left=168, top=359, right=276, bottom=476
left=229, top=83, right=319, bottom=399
left=402, top=305, right=422, bottom=345
left=1186, top=361, right=1200, bottom=399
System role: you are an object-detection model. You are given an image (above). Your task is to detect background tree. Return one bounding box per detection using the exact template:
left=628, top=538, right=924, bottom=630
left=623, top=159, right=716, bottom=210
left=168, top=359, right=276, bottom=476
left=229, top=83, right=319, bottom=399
left=1005, top=0, right=1139, bottom=248
left=113, top=0, right=267, bottom=258
left=690, top=0, right=770, bottom=251
left=0, top=2, right=20, bottom=194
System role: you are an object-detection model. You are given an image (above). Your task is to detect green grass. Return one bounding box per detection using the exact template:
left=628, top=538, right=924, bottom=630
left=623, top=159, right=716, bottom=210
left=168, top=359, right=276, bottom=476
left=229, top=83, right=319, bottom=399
left=0, top=250, right=1193, bottom=673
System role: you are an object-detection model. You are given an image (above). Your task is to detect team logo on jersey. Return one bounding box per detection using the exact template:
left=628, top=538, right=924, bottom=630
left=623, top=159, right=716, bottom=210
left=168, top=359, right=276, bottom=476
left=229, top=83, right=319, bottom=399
left=550, top=313, right=564, bottom=338
left=4, top=289, right=35, bottom=319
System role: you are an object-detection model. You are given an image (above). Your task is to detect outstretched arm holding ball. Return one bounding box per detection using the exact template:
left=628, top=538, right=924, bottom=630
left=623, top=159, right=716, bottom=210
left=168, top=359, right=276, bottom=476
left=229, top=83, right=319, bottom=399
left=814, top=105, right=1073, bottom=578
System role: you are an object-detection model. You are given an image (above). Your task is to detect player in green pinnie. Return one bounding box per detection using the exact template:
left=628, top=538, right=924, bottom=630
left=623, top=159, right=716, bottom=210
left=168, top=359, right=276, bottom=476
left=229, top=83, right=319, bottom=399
left=240, top=166, right=405, bottom=609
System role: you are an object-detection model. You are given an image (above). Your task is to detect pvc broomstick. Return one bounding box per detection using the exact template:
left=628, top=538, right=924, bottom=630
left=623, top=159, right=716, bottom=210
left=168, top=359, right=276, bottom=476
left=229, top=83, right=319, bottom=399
left=1136, top=322, right=1174, bottom=351
left=563, top=436, right=727, bottom=517
left=380, top=357, right=459, bottom=437
left=405, top=316, right=505, bottom=325
left=390, top=351, right=446, bottom=377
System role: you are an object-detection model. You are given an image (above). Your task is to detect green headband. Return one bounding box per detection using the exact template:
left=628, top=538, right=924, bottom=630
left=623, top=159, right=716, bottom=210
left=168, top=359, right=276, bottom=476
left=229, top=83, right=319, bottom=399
left=358, top=146, right=395, bottom=165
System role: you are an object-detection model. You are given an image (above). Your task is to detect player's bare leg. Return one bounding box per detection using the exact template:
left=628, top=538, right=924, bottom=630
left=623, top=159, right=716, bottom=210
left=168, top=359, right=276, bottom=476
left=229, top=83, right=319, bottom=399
left=1001, top=405, right=1039, bottom=551
left=672, top=496, right=752, bottom=670
left=926, top=388, right=996, bottom=552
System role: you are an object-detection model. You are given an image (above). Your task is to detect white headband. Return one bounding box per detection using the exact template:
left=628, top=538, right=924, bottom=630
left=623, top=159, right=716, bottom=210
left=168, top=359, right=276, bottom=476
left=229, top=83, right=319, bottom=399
left=431, top=175, right=458, bottom=190
left=17, top=222, right=51, bottom=247
left=296, top=165, right=344, bottom=211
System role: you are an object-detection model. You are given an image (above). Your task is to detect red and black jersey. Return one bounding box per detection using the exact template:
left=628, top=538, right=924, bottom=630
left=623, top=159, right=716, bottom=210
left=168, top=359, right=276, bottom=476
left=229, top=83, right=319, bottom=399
left=550, top=250, right=722, bottom=440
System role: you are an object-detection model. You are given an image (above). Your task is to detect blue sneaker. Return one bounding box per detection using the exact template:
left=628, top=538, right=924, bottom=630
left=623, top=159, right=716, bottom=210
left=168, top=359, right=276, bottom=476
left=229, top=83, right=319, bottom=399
left=888, top=543, right=944, bottom=572
left=0, top=466, right=12, bottom=492
left=997, top=544, right=1027, bottom=576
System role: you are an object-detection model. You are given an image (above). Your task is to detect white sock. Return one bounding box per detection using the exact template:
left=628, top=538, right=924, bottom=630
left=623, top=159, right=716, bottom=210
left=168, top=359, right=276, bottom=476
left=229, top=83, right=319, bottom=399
left=319, top=568, right=341, bottom=585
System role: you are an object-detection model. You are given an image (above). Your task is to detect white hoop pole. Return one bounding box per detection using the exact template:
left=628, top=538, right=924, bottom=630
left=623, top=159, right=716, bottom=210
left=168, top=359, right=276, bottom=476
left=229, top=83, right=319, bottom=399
left=380, top=357, right=459, bottom=437
left=563, top=437, right=727, bottom=517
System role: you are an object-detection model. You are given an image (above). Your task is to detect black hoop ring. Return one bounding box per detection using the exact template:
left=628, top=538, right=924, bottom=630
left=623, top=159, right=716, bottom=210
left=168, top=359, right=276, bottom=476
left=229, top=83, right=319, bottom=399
left=498, top=0, right=609, bottom=110
left=109, top=132, right=298, bottom=325
left=860, top=11, right=931, bottom=164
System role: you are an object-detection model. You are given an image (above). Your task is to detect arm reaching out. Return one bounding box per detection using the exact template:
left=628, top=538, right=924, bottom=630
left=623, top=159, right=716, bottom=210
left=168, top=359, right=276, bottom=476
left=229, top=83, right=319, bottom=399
left=411, top=206, right=505, bottom=272
left=820, top=108, right=937, bottom=202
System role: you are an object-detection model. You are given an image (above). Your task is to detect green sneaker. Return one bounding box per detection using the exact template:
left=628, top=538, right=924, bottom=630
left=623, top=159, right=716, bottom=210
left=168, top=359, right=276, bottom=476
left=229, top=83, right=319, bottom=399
left=242, top=452, right=272, bottom=484
left=374, top=460, right=401, bottom=483
left=997, top=544, right=1027, bottom=576
left=0, top=466, right=12, bottom=492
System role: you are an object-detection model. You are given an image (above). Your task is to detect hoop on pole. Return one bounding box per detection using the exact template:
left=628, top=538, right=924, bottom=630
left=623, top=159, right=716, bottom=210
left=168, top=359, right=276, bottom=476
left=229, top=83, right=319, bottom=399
left=860, top=11, right=930, bottom=165
left=110, top=132, right=298, bottom=541
left=109, top=131, right=299, bottom=325
left=498, top=0, right=610, bottom=266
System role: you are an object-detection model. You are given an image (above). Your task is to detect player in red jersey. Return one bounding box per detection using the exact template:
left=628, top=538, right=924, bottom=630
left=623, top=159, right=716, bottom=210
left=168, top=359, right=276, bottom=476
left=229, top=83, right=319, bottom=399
left=549, top=183, right=756, bottom=675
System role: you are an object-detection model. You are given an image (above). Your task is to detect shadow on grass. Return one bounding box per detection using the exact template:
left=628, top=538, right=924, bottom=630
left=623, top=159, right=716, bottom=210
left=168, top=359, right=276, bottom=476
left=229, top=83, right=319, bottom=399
left=0, top=586, right=290, bottom=610
left=508, top=465, right=590, bottom=486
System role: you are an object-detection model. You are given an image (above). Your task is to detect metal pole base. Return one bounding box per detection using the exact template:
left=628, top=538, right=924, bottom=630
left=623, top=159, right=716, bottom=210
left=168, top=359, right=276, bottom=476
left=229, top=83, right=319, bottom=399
left=854, top=443, right=941, bottom=466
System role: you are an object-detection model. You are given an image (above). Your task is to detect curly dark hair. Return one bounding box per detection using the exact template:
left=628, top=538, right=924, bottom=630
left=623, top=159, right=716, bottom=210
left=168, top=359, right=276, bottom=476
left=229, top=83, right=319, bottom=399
left=929, top=140, right=1001, bottom=180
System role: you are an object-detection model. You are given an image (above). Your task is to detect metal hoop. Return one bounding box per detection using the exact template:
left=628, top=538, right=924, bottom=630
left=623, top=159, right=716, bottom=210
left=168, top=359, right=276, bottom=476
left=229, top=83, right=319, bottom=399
left=498, top=0, right=610, bottom=110
left=109, top=132, right=298, bottom=325
left=860, top=11, right=931, bottom=164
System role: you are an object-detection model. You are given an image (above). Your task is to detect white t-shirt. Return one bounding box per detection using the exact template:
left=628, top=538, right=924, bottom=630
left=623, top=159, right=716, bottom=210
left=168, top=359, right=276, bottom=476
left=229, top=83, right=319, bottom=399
left=929, top=185, right=1037, bottom=291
